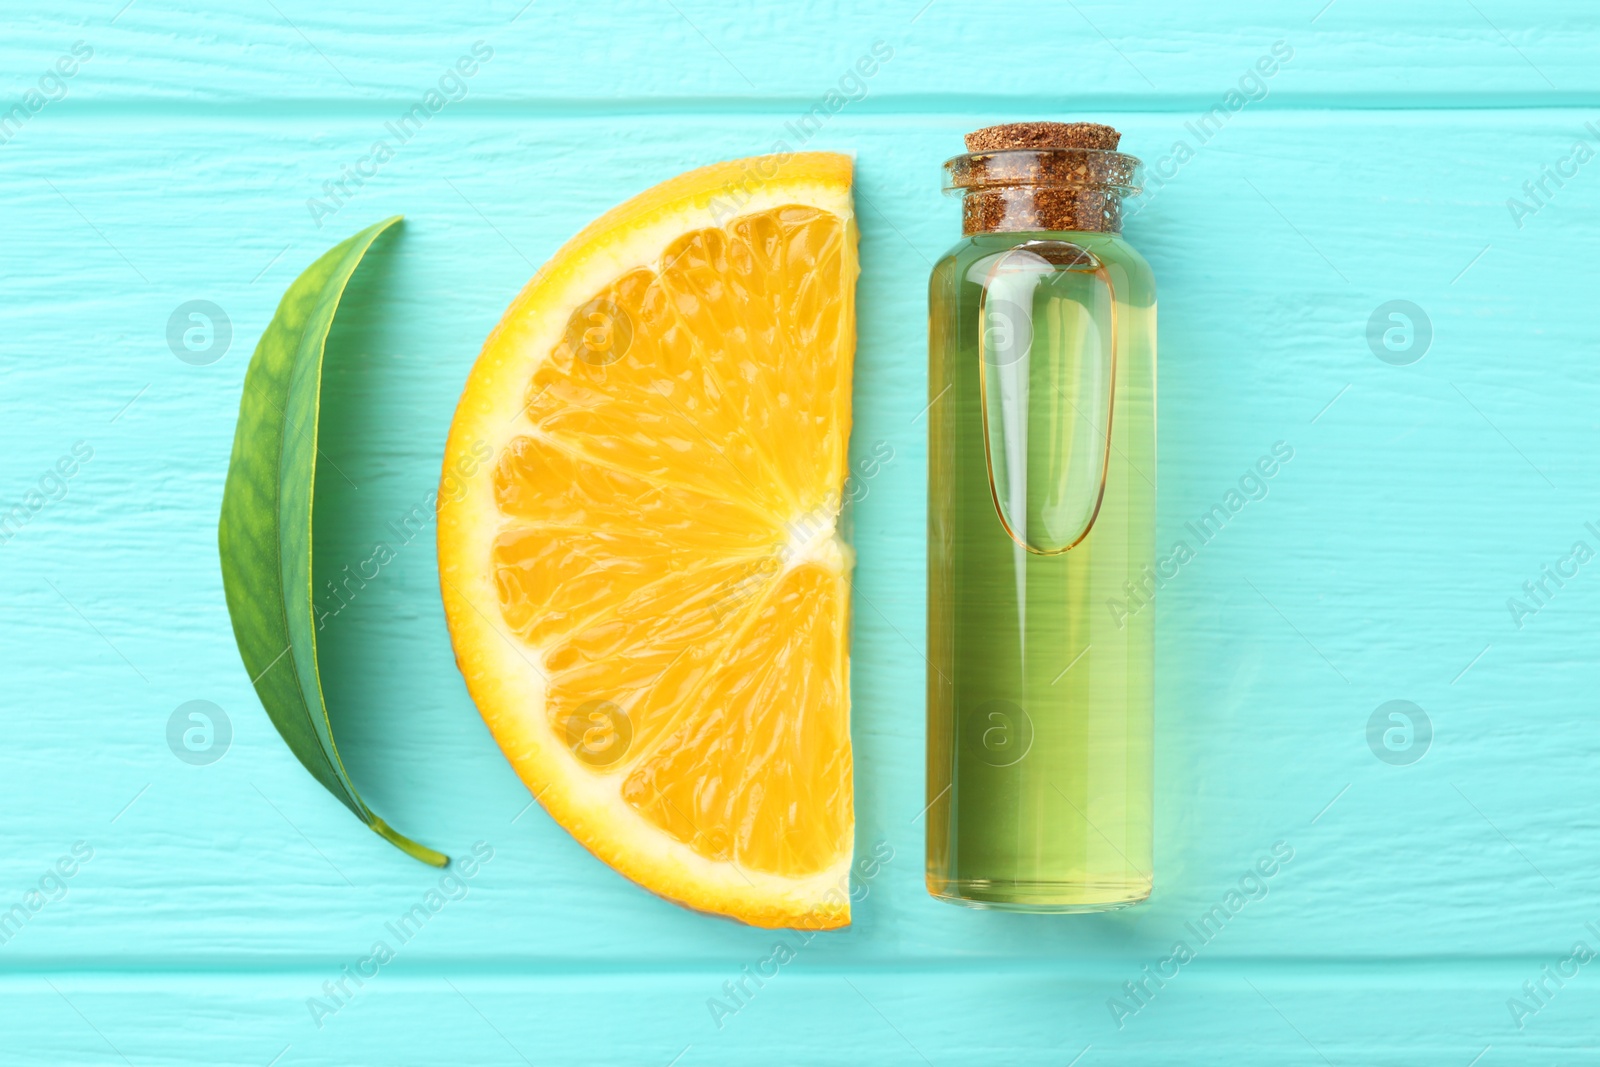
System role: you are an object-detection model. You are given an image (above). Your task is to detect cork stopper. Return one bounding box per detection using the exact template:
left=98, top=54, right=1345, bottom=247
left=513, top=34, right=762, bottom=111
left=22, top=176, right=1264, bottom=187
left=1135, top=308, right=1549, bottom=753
left=947, top=121, right=1140, bottom=235
left=964, top=122, right=1122, bottom=153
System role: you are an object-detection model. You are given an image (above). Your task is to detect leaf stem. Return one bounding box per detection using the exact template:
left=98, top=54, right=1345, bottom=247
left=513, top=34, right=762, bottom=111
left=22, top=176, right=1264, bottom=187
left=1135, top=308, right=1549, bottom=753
left=369, top=817, right=450, bottom=867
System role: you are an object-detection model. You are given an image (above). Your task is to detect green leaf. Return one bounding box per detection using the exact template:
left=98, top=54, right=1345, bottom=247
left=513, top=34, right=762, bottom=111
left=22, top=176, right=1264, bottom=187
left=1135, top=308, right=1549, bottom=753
left=218, top=216, right=446, bottom=868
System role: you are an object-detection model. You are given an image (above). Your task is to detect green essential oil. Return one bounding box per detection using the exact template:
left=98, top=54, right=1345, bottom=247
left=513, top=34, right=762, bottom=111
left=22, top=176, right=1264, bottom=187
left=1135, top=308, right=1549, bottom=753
left=927, top=127, right=1156, bottom=911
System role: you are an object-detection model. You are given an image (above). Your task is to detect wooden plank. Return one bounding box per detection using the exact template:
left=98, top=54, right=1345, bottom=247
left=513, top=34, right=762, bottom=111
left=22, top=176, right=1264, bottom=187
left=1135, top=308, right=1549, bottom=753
left=0, top=0, right=1598, bottom=107
left=0, top=968, right=1591, bottom=1065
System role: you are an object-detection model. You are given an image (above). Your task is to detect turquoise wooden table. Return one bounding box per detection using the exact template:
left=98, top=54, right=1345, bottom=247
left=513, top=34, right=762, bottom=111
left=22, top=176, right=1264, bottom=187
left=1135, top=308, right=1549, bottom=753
left=5, top=1, right=1599, bottom=1063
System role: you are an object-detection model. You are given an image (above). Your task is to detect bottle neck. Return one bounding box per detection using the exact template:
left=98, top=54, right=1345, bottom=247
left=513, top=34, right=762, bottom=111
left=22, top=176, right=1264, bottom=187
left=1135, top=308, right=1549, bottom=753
left=944, top=148, right=1142, bottom=238
left=961, top=187, right=1126, bottom=237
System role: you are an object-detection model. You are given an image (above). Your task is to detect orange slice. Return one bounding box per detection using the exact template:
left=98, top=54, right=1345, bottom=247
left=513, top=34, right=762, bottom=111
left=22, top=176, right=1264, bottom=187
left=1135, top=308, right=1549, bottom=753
left=437, top=153, right=858, bottom=928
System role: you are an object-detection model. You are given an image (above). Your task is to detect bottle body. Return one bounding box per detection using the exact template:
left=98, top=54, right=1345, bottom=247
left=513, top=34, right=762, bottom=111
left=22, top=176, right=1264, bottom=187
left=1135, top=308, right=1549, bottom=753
left=926, top=229, right=1156, bottom=911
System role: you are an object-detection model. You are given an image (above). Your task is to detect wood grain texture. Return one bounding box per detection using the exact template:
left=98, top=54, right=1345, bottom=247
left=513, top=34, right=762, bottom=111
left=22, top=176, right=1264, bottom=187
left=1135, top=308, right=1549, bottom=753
left=2, top=1, right=1599, bottom=1063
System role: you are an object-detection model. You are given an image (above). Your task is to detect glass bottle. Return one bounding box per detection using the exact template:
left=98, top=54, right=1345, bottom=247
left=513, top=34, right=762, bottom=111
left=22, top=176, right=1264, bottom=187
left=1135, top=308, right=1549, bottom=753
left=925, top=123, right=1156, bottom=910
